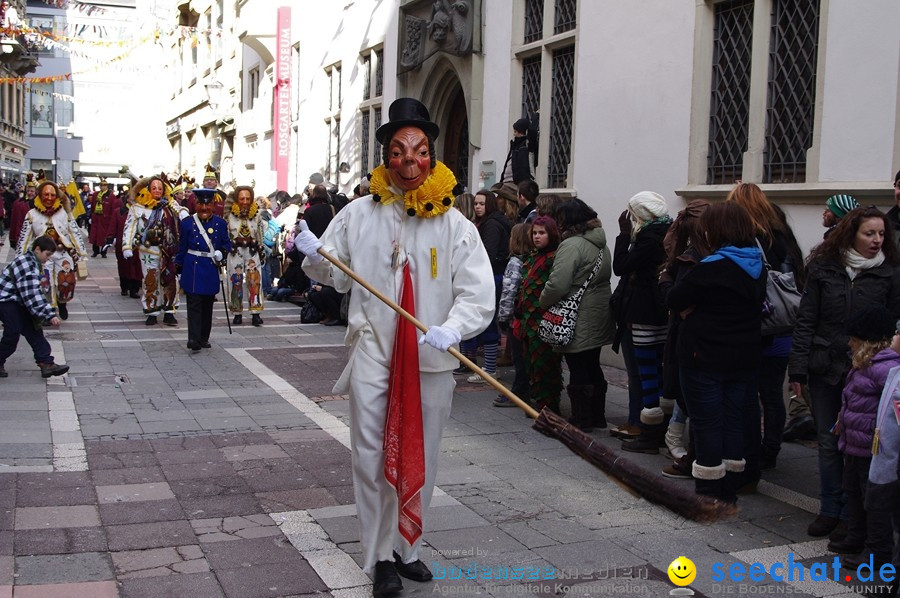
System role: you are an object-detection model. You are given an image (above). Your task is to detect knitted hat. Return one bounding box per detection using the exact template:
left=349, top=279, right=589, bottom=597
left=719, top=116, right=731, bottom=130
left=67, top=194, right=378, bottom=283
left=309, top=172, right=325, bottom=185
left=825, top=194, right=858, bottom=219
left=628, top=191, right=669, bottom=224
left=846, top=305, right=897, bottom=342
left=513, top=118, right=530, bottom=134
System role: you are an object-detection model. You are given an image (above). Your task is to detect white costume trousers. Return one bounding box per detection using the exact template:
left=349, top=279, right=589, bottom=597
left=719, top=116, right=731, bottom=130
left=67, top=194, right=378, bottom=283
left=348, top=348, right=454, bottom=574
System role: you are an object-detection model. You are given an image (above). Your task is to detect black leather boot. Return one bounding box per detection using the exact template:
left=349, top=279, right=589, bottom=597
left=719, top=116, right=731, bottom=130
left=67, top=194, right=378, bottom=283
left=565, top=384, right=594, bottom=432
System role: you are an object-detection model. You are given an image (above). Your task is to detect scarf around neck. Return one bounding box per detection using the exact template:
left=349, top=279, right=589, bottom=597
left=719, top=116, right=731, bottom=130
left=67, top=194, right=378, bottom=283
left=843, top=248, right=885, bottom=280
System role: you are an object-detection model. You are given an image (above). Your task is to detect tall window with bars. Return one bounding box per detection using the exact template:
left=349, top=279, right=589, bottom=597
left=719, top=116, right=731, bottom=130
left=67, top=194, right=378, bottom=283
left=516, top=0, right=577, bottom=188
left=325, top=63, right=343, bottom=182
left=703, top=0, right=821, bottom=185
left=359, top=47, right=384, bottom=177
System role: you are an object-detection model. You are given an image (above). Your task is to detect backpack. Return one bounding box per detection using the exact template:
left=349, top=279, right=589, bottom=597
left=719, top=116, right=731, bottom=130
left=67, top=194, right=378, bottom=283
left=263, top=219, right=282, bottom=249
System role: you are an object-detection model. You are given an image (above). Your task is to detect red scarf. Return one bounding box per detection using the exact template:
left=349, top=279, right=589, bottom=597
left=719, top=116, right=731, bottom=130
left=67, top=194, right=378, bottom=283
left=383, top=263, right=425, bottom=545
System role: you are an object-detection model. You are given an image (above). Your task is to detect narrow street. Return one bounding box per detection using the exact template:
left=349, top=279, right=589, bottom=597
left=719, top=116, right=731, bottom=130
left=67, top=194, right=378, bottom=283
left=0, top=243, right=870, bottom=598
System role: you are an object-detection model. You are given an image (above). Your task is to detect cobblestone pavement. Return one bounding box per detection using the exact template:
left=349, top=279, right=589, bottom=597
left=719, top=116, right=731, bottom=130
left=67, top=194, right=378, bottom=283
left=0, top=239, right=882, bottom=597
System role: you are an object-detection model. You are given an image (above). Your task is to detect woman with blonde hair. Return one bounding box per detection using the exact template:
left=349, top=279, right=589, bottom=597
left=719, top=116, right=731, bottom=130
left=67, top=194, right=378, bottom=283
left=453, top=192, right=476, bottom=222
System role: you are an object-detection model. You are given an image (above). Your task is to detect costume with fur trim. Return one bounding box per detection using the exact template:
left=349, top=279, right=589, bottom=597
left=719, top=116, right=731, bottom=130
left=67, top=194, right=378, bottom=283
left=123, top=178, right=187, bottom=317
left=224, top=190, right=265, bottom=315
left=16, top=188, right=85, bottom=309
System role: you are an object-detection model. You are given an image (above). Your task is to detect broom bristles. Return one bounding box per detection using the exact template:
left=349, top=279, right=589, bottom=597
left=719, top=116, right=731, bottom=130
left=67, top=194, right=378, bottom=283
left=532, top=410, right=737, bottom=522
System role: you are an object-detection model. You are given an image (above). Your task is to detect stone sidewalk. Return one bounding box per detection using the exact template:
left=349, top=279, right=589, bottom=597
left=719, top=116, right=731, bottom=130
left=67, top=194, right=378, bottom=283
left=0, top=240, right=878, bottom=597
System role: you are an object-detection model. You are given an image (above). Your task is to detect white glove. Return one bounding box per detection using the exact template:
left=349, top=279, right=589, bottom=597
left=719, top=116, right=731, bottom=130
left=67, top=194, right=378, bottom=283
left=123, top=249, right=133, bottom=259
left=296, top=220, right=324, bottom=263
left=418, top=325, right=461, bottom=352
left=214, top=250, right=223, bottom=262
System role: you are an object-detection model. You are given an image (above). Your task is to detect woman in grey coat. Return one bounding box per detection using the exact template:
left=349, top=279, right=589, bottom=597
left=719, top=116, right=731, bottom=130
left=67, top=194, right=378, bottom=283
left=540, top=199, right=615, bottom=431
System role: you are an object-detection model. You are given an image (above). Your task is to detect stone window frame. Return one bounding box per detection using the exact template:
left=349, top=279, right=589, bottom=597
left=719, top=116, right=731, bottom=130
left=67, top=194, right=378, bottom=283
left=359, top=45, right=384, bottom=177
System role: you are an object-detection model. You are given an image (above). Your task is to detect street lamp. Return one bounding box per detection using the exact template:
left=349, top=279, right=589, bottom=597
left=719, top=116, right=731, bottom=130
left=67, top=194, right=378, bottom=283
left=204, top=80, right=225, bottom=113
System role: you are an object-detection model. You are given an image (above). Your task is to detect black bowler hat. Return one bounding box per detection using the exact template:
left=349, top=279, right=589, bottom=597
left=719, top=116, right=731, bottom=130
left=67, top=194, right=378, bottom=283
left=375, top=98, right=440, bottom=144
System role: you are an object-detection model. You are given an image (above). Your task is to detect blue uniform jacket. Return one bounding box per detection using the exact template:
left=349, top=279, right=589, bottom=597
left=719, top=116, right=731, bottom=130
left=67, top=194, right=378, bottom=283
left=175, top=215, right=232, bottom=295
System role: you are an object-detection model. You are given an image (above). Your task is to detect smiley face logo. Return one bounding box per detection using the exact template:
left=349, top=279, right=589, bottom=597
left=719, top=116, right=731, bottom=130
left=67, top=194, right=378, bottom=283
left=667, top=556, right=696, bottom=586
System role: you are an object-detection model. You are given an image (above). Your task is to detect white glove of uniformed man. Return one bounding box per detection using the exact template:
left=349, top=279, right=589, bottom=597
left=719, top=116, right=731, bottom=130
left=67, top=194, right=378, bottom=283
left=296, top=221, right=324, bottom=263
left=214, top=250, right=223, bottom=262
left=123, top=249, right=133, bottom=259
left=418, top=325, right=461, bottom=352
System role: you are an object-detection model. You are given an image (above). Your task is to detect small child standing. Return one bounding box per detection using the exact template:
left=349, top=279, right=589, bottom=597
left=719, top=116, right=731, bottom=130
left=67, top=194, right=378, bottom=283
left=827, top=306, right=900, bottom=570
left=0, top=235, right=69, bottom=378
left=865, top=323, right=900, bottom=597
left=516, top=216, right=562, bottom=413
left=494, top=223, right=532, bottom=407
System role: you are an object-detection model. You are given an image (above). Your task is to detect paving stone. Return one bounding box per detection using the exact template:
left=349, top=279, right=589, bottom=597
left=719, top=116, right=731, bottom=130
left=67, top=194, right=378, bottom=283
left=15, top=552, right=114, bottom=585
left=317, top=516, right=359, bottom=545
left=309, top=466, right=354, bottom=487
left=156, top=449, right=227, bottom=466
left=150, top=437, right=219, bottom=452
left=84, top=440, right=153, bottom=454
left=95, top=482, right=175, bottom=504
left=138, top=420, right=207, bottom=435
left=0, top=556, right=11, bottom=585
left=106, top=520, right=198, bottom=551
left=425, top=526, right=528, bottom=557
left=209, top=432, right=274, bottom=448
left=271, top=511, right=334, bottom=552
left=169, top=476, right=251, bottom=499
left=90, top=466, right=165, bottom=486
left=178, top=494, right=262, bottom=519
left=236, top=461, right=317, bottom=493
left=327, top=485, right=356, bottom=505
left=216, top=561, right=328, bottom=598
left=175, top=390, right=230, bottom=401
left=15, top=506, right=101, bottom=530
left=191, top=515, right=280, bottom=542
left=221, top=444, right=290, bottom=461
left=86, top=452, right=159, bottom=470
left=118, top=572, right=225, bottom=598
left=13, top=527, right=108, bottom=555
left=425, top=505, right=490, bottom=533
left=16, top=485, right=97, bottom=508
left=160, top=461, right=236, bottom=481
left=112, top=546, right=211, bottom=579
left=13, top=580, right=119, bottom=598
left=255, top=488, right=340, bottom=513
left=98, top=499, right=185, bottom=527
left=17, top=472, right=91, bottom=489
left=534, top=539, right=647, bottom=571
left=201, top=534, right=306, bottom=568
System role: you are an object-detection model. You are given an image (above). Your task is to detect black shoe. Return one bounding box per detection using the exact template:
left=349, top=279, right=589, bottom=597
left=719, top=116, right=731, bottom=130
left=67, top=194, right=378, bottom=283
left=760, top=454, right=777, bottom=470
left=200, top=341, right=211, bottom=349
left=829, top=521, right=848, bottom=543
left=323, top=318, right=342, bottom=327
left=163, top=313, right=177, bottom=327
left=120, top=289, right=128, bottom=296
left=808, top=515, right=840, bottom=537
left=57, top=303, right=68, bottom=320
left=783, top=414, right=816, bottom=442
left=251, top=314, right=262, bottom=327
left=91, top=252, right=99, bottom=257
left=393, top=551, right=432, bottom=582
left=827, top=539, right=865, bottom=555
left=373, top=560, right=403, bottom=596
left=233, top=314, right=242, bottom=325
left=38, top=362, right=69, bottom=378
left=0, top=365, right=7, bottom=378
left=145, top=315, right=157, bottom=326
left=129, top=291, right=140, bottom=299
left=452, top=365, right=469, bottom=375
left=842, top=552, right=890, bottom=571
left=621, top=435, right=660, bottom=454
left=101, top=252, right=107, bottom=258
left=186, top=341, right=201, bottom=352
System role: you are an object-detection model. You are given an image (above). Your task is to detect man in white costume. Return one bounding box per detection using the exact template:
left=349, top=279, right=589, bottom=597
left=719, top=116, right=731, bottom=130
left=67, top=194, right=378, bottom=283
left=298, top=98, right=494, bottom=597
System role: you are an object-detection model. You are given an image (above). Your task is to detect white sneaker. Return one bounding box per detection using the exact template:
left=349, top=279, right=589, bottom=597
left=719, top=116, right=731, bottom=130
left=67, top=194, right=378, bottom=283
left=467, top=372, right=495, bottom=384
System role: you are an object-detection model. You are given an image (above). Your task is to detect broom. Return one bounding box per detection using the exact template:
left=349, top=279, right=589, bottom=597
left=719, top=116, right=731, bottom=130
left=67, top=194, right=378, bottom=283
left=304, top=230, right=736, bottom=523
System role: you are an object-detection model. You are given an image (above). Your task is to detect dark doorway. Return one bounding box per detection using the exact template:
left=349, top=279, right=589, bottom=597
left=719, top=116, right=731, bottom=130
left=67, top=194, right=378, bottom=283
left=442, top=87, right=468, bottom=190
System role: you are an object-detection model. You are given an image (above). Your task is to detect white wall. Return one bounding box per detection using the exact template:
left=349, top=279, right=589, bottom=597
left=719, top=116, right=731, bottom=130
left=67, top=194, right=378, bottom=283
left=816, top=0, right=900, bottom=182
left=572, top=0, right=696, bottom=231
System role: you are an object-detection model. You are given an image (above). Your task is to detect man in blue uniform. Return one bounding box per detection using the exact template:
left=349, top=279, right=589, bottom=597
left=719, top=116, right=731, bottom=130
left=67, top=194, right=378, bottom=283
left=175, top=193, right=231, bottom=351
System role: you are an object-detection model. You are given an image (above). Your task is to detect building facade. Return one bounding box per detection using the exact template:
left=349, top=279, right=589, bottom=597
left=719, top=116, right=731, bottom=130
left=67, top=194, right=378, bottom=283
left=162, top=0, right=900, bottom=254
left=0, top=0, right=38, bottom=182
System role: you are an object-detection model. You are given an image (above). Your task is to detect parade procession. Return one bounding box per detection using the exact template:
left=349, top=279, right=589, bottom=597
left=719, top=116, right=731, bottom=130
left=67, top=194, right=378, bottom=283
left=0, top=0, right=899, bottom=597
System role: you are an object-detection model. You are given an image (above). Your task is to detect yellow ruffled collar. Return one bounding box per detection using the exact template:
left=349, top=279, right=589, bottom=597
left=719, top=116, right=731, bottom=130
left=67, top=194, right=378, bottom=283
left=34, top=195, right=62, bottom=215
left=369, top=161, right=456, bottom=218
left=231, top=201, right=258, bottom=219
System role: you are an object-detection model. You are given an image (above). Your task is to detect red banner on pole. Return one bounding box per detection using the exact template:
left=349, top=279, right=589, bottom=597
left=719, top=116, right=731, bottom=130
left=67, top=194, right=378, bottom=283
left=273, top=6, right=291, bottom=191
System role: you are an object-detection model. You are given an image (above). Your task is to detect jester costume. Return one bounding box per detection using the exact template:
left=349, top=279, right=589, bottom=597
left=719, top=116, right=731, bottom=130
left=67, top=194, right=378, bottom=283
left=224, top=187, right=265, bottom=322
left=122, top=178, right=186, bottom=318
left=301, top=98, right=495, bottom=581
left=16, top=184, right=86, bottom=310
left=517, top=248, right=563, bottom=413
